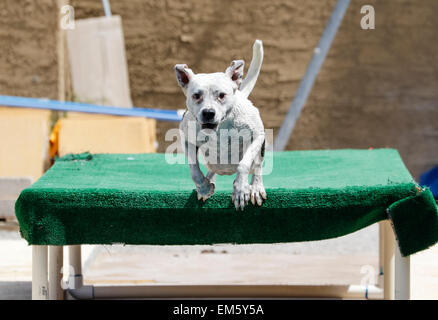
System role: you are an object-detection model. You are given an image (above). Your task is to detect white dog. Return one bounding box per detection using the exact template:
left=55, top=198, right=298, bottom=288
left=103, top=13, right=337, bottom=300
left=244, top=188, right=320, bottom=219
left=175, top=40, right=266, bottom=210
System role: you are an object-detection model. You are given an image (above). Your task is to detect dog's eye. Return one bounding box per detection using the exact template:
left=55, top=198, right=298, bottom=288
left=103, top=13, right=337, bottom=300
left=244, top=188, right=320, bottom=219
left=218, top=92, right=226, bottom=99
left=192, top=93, right=201, bottom=100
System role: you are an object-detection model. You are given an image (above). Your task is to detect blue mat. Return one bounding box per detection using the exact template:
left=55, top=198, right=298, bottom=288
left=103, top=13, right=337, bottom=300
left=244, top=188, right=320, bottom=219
left=420, top=165, right=438, bottom=198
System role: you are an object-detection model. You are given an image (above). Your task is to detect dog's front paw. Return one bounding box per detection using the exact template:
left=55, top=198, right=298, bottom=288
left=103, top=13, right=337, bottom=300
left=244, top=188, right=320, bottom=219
left=250, top=180, right=267, bottom=206
left=232, top=178, right=250, bottom=211
left=196, top=178, right=215, bottom=202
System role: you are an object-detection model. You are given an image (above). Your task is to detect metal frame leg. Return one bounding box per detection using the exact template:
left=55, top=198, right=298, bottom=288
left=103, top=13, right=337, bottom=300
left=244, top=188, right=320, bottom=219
left=378, top=222, right=385, bottom=288
left=40, top=222, right=410, bottom=300
left=383, top=221, right=395, bottom=300
left=32, top=245, right=48, bottom=300
left=49, top=246, right=64, bottom=300
left=382, top=219, right=411, bottom=300
left=395, top=244, right=410, bottom=299
left=69, top=245, right=83, bottom=289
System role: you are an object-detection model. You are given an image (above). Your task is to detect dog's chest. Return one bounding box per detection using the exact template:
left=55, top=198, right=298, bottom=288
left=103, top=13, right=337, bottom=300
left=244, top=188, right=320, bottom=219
left=198, top=119, right=254, bottom=175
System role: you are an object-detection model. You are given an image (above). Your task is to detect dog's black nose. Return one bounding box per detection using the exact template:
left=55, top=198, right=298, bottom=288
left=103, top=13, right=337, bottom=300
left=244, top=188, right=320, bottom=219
left=202, top=108, right=216, bottom=122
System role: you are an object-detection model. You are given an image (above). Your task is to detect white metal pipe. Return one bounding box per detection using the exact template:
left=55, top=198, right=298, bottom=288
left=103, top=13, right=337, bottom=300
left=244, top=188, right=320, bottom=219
left=67, top=285, right=94, bottom=300
left=377, top=222, right=384, bottom=288
left=49, top=246, right=64, bottom=300
left=69, top=245, right=82, bottom=274
left=274, top=0, right=351, bottom=151
left=395, top=245, right=410, bottom=300
left=102, top=0, right=112, bottom=17
left=32, top=246, right=48, bottom=300
left=383, top=221, right=395, bottom=300
left=68, top=245, right=83, bottom=289
left=90, top=284, right=383, bottom=300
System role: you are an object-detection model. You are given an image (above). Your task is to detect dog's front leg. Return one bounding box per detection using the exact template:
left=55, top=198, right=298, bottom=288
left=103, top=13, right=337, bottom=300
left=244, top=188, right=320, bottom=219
left=186, top=141, right=215, bottom=201
left=233, top=133, right=265, bottom=210
left=250, top=141, right=267, bottom=206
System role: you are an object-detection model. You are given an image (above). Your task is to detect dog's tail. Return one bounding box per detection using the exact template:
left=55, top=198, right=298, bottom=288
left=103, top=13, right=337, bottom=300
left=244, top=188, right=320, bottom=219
left=240, top=39, right=264, bottom=99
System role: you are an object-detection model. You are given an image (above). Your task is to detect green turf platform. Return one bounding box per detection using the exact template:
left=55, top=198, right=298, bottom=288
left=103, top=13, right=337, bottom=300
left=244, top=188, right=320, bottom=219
left=15, top=149, right=438, bottom=256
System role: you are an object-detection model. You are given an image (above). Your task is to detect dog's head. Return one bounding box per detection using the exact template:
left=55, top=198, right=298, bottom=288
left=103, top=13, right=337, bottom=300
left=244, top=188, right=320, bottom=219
left=174, top=60, right=244, bottom=130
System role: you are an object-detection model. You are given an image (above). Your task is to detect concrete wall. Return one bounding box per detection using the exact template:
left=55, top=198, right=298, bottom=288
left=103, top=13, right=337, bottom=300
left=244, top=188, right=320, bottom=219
left=0, top=0, right=58, bottom=99
left=1, top=0, right=437, bottom=179
left=0, top=1, right=56, bottom=180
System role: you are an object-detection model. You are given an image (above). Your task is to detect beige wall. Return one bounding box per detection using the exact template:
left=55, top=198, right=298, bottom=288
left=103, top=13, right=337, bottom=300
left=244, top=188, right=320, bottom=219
left=1, top=0, right=437, bottom=179
left=0, top=0, right=58, bottom=99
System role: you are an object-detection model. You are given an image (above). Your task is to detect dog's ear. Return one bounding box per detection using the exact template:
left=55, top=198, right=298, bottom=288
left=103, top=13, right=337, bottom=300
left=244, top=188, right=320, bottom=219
left=225, top=60, right=245, bottom=87
left=175, top=64, right=194, bottom=91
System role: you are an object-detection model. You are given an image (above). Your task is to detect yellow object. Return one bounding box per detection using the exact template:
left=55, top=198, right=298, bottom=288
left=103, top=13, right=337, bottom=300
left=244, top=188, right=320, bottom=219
left=0, top=107, right=50, bottom=180
left=56, top=116, right=156, bottom=157
left=49, top=119, right=62, bottom=158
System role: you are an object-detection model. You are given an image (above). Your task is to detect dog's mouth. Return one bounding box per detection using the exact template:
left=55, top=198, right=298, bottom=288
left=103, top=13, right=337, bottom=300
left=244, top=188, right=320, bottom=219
left=201, top=123, right=218, bottom=130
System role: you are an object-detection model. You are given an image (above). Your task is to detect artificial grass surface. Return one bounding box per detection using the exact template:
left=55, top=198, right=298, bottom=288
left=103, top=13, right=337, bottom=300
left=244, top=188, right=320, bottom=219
left=15, top=149, right=438, bottom=256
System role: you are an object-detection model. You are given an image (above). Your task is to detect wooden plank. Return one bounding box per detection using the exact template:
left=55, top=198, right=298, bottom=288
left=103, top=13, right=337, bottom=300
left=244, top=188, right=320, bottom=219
left=66, top=15, right=132, bottom=108
left=58, top=117, right=156, bottom=156
left=63, top=15, right=157, bottom=154
left=0, top=107, right=50, bottom=180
